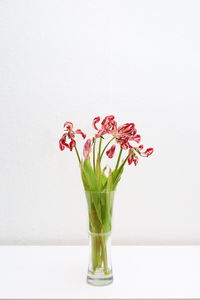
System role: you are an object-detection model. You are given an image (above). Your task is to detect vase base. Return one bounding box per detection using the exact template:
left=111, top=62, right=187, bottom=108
left=87, top=273, right=113, bottom=286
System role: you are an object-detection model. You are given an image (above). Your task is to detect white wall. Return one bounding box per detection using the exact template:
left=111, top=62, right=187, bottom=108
left=0, top=0, right=200, bottom=245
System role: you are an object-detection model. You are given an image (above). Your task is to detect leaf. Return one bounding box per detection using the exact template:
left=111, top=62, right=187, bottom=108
left=80, top=165, right=91, bottom=190
left=81, top=159, right=103, bottom=224
left=81, top=159, right=97, bottom=191
left=106, top=168, right=113, bottom=192
left=100, top=168, right=108, bottom=192
left=112, top=166, right=124, bottom=190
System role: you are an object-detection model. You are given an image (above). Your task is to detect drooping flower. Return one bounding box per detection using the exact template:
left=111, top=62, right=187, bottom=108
left=59, top=121, right=86, bottom=152
left=83, top=139, right=92, bottom=159
left=127, top=143, right=153, bottom=166
left=128, top=153, right=139, bottom=166
left=127, top=148, right=139, bottom=166
left=116, top=123, right=140, bottom=146
left=106, top=145, right=116, bottom=158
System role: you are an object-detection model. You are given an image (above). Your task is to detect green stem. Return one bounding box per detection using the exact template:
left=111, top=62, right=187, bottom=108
left=91, top=234, right=109, bottom=274
left=96, top=137, right=103, bottom=166
left=95, top=137, right=103, bottom=190
left=118, top=150, right=133, bottom=171
left=98, top=137, right=103, bottom=159
left=74, top=146, right=81, bottom=163
left=91, top=236, right=98, bottom=272
left=115, top=148, right=123, bottom=170
left=100, top=236, right=109, bottom=274
left=100, top=137, right=115, bottom=161
left=93, top=139, right=96, bottom=171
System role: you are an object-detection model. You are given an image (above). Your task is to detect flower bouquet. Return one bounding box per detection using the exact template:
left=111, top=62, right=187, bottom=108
left=59, top=115, right=153, bottom=285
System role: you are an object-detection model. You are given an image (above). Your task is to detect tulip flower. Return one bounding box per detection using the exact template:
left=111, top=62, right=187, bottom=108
left=59, top=121, right=86, bottom=155
left=128, top=153, right=139, bottom=166
left=93, top=115, right=117, bottom=137
left=101, top=115, right=117, bottom=134
left=83, top=139, right=92, bottom=159
left=106, top=145, right=116, bottom=158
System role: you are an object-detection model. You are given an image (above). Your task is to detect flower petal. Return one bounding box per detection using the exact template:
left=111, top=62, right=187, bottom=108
left=95, top=128, right=107, bottom=138
left=59, top=139, right=65, bottom=151
left=133, top=156, right=139, bottom=166
left=75, top=129, right=86, bottom=139
left=128, top=154, right=134, bottom=165
left=69, top=139, right=76, bottom=151
left=101, top=115, right=115, bottom=125
left=118, top=123, right=135, bottom=134
left=129, top=134, right=141, bottom=143
left=138, top=144, right=144, bottom=150
left=141, top=147, right=154, bottom=157
left=68, top=131, right=75, bottom=139
left=59, top=134, right=69, bottom=151
left=106, top=145, right=116, bottom=158
left=93, top=117, right=100, bottom=130
left=117, top=139, right=131, bottom=150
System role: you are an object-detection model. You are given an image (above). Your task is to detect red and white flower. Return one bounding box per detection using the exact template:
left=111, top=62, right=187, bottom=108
left=59, top=121, right=86, bottom=152
left=128, top=153, right=139, bottom=166
left=101, top=115, right=117, bottom=134
left=106, top=145, right=116, bottom=158
left=93, top=115, right=117, bottom=137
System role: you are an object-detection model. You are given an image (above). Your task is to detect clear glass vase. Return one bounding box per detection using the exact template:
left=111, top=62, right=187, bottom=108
left=85, top=191, right=115, bottom=286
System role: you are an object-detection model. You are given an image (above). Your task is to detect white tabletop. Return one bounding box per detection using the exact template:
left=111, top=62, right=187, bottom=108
left=0, top=245, right=200, bottom=299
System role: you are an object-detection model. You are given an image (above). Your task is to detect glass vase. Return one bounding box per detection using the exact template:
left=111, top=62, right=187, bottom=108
left=85, top=191, right=115, bottom=286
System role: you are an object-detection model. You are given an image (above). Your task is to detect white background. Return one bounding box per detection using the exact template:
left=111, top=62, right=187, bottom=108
left=0, top=0, right=200, bottom=245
